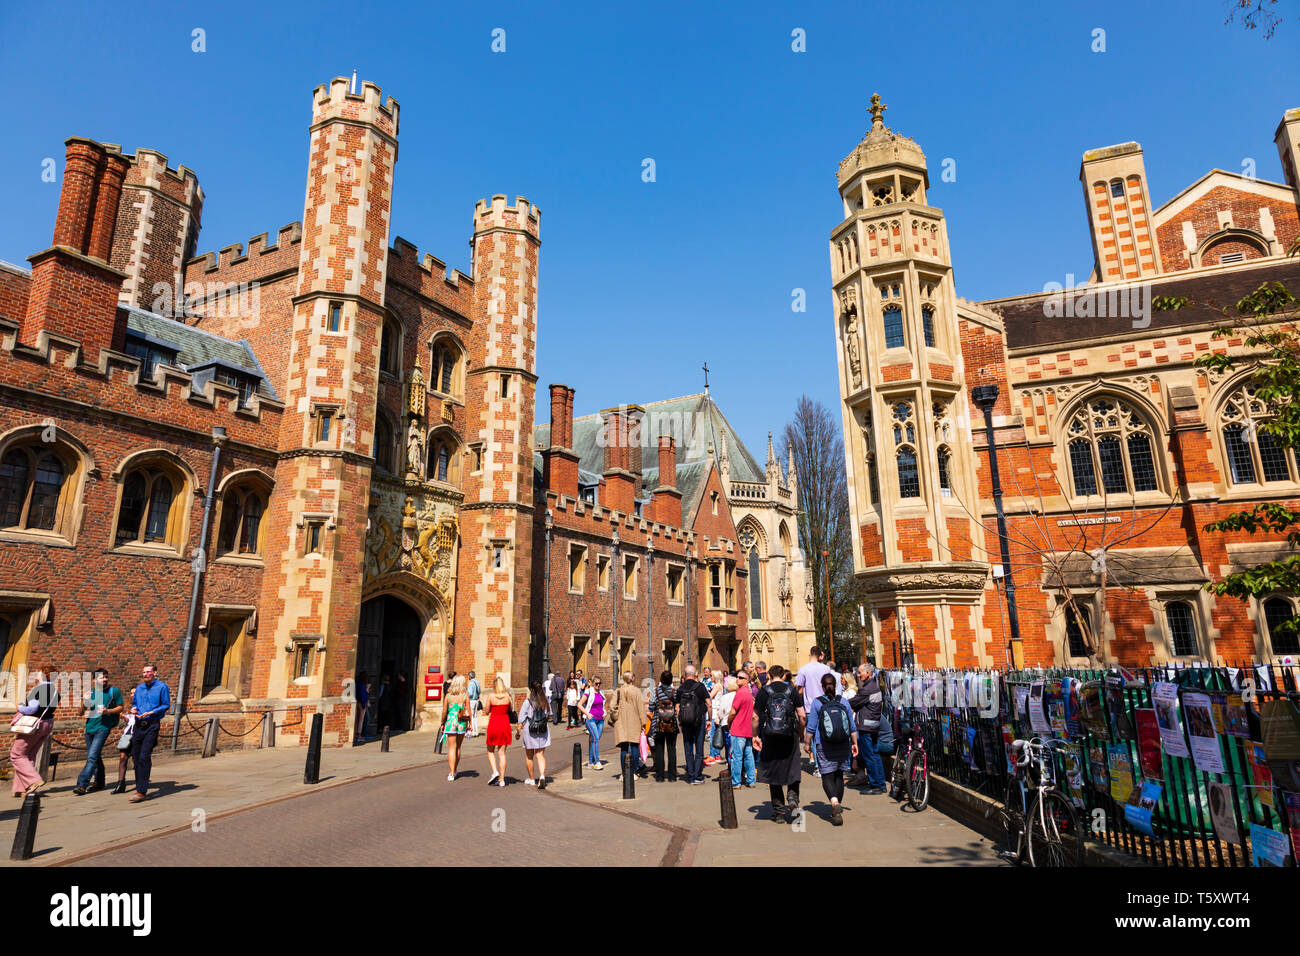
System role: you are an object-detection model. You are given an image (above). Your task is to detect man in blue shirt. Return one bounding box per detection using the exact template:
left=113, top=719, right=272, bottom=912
left=128, top=663, right=171, bottom=802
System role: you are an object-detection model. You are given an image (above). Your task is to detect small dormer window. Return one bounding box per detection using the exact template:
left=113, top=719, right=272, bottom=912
left=214, top=367, right=258, bottom=408
left=579, top=483, right=597, bottom=506
left=124, top=335, right=178, bottom=378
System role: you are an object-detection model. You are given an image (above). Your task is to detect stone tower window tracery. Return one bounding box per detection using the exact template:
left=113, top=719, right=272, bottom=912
left=861, top=410, right=879, bottom=504
left=1065, top=396, right=1159, bottom=497
left=879, top=281, right=904, bottom=350
left=1221, top=382, right=1296, bottom=485
left=892, top=401, right=920, bottom=498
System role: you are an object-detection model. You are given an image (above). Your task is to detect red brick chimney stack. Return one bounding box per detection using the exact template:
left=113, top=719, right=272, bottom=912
left=543, top=384, right=579, bottom=498
left=600, top=405, right=644, bottom=515
left=21, top=138, right=129, bottom=356
left=652, top=434, right=681, bottom=526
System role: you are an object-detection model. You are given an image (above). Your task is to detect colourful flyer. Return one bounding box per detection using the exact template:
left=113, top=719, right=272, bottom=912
left=1250, top=823, right=1291, bottom=867
left=1105, top=675, right=1134, bottom=741
left=1134, top=708, right=1164, bottom=781
left=1182, top=691, right=1226, bottom=775
left=1108, top=743, right=1135, bottom=804
left=1251, top=744, right=1275, bottom=809
left=1284, top=792, right=1300, bottom=864
left=1002, top=724, right=1017, bottom=775
left=1045, top=679, right=1067, bottom=738
left=1221, top=693, right=1251, bottom=739
left=1151, top=682, right=1189, bottom=759
left=1088, top=742, right=1110, bottom=793
left=1028, top=681, right=1050, bottom=734
left=1060, top=741, right=1086, bottom=808
left=1123, top=781, right=1162, bottom=836
left=1079, top=681, right=1107, bottom=738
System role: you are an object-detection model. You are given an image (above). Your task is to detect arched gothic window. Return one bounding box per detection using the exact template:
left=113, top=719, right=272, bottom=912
left=738, top=523, right=763, bottom=621
left=878, top=281, right=904, bottom=349
left=427, top=431, right=460, bottom=486
left=1220, top=382, right=1295, bottom=485
left=430, top=337, right=465, bottom=399
left=380, top=317, right=402, bottom=376
left=115, top=462, right=186, bottom=549
left=1065, top=397, right=1160, bottom=496
left=217, top=479, right=269, bottom=557
left=374, top=413, right=396, bottom=473
left=0, top=443, right=74, bottom=533
left=891, top=402, right=920, bottom=498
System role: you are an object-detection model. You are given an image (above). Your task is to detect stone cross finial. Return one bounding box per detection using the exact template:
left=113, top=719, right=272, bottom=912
left=868, top=93, right=887, bottom=129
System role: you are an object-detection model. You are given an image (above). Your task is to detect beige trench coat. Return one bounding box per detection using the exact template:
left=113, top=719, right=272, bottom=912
left=607, top=683, right=647, bottom=746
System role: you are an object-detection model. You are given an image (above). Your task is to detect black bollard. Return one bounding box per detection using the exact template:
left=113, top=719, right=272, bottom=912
left=622, top=751, right=636, bottom=800
left=303, top=713, right=324, bottom=785
left=719, top=771, right=738, bottom=829
left=10, top=793, right=40, bottom=861
left=48, top=753, right=60, bottom=781
left=381, top=726, right=390, bottom=753
left=572, top=743, right=583, bottom=780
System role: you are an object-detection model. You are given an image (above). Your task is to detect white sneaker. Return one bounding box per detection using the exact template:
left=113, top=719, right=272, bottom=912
left=447, top=773, right=455, bottom=782
left=488, top=772, right=499, bottom=785
left=497, top=779, right=506, bottom=788
left=524, top=778, right=536, bottom=786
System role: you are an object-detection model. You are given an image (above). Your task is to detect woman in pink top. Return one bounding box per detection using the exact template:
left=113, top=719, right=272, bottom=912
left=726, top=672, right=757, bottom=787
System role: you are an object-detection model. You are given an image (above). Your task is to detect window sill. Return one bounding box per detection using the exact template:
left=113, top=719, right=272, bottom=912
left=0, top=529, right=74, bottom=548
left=667, top=600, right=685, bottom=607
left=427, top=390, right=464, bottom=407
left=292, top=676, right=313, bottom=686
left=568, top=588, right=585, bottom=596
left=196, top=689, right=239, bottom=705
left=1065, top=491, right=1172, bottom=510
left=215, top=553, right=265, bottom=568
left=112, top=542, right=184, bottom=560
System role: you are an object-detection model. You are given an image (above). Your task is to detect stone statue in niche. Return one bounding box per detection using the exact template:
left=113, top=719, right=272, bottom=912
left=841, top=287, right=861, bottom=388
left=406, top=420, right=424, bottom=478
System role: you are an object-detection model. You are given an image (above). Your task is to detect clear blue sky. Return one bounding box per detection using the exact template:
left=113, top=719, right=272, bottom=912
left=1, top=1, right=1295, bottom=457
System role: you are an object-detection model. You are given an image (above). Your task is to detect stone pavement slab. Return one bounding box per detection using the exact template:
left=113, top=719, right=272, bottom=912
left=545, top=756, right=1004, bottom=866
left=3, top=724, right=565, bottom=866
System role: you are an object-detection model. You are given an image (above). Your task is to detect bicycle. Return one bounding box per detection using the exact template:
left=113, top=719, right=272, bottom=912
left=986, top=736, right=1086, bottom=867
left=887, top=718, right=929, bottom=812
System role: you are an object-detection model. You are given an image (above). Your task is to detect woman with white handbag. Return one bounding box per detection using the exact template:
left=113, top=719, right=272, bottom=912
left=9, top=663, right=59, bottom=798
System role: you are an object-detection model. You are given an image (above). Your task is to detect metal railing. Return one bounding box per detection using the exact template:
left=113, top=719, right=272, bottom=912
left=882, top=662, right=1299, bottom=868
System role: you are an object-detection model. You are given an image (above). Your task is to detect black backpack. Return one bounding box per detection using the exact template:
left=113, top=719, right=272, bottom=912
left=527, top=702, right=549, bottom=735
left=818, top=695, right=852, bottom=746
left=763, top=684, right=796, bottom=738
left=678, top=685, right=701, bottom=726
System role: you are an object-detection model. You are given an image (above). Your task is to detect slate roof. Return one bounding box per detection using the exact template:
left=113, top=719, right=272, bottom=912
left=534, top=391, right=770, bottom=521
left=122, top=306, right=279, bottom=400
left=983, top=258, right=1300, bottom=353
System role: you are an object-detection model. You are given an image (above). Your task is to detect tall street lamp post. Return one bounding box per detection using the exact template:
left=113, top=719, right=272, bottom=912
left=971, top=384, right=1024, bottom=668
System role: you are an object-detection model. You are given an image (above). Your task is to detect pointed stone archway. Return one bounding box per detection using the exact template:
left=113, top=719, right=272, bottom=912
left=360, top=571, right=451, bottom=734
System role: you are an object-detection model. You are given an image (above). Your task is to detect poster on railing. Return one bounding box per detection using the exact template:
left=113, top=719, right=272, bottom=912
left=1251, top=744, right=1275, bottom=809
left=1003, top=724, right=1017, bottom=775
left=1108, top=743, right=1135, bottom=804
left=1123, top=781, right=1162, bottom=836
left=966, top=725, right=978, bottom=769
left=1208, top=780, right=1241, bottom=845
left=1089, top=742, right=1109, bottom=793
left=1212, top=692, right=1252, bottom=739
left=1182, top=691, right=1226, bottom=774
left=1261, top=698, right=1300, bottom=793
left=1250, top=823, right=1292, bottom=867
left=1080, top=681, right=1107, bottom=738
left=1284, top=792, right=1300, bottom=863
left=1134, top=708, right=1164, bottom=781
left=1064, top=678, right=1083, bottom=738
left=1105, top=675, right=1134, bottom=741
left=1151, top=683, right=1190, bottom=759
left=1045, top=680, right=1067, bottom=738
left=1014, top=684, right=1029, bottom=723
left=940, top=711, right=952, bottom=754
left=1061, top=741, right=1086, bottom=808
left=1028, top=681, right=1050, bottom=734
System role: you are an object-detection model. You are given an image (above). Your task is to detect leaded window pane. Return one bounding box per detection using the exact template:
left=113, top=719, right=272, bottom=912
left=217, top=498, right=239, bottom=553
left=1264, top=597, right=1299, bottom=654
left=0, top=450, right=29, bottom=528
left=937, top=447, right=952, bottom=497
left=143, top=474, right=174, bottom=543
left=1224, top=425, right=1256, bottom=484
left=883, top=306, right=904, bottom=349
left=1165, top=602, right=1198, bottom=657
left=1126, top=433, right=1157, bottom=492
left=1069, top=439, right=1097, bottom=496
left=116, top=472, right=148, bottom=546
left=203, top=623, right=229, bottom=696
left=1097, top=436, right=1127, bottom=494
left=1257, top=431, right=1291, bottom=483
left=748, top=549, right=762, bottom=621
left=241, top=495, right=264, bottom=553
left=1065, top=606, right=1090, bottom=658
left=922, top=306, right=935, bottom=348
left=897, top=447, right=920, bottom=498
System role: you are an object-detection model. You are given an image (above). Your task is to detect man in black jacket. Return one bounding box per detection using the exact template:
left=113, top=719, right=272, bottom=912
left=677, top=665, right=712, bottom=784
left=849, top=662, right=886, bottom=794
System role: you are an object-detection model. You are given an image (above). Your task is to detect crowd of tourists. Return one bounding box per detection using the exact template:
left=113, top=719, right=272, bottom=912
left=434, top=646, right=894, bottom=826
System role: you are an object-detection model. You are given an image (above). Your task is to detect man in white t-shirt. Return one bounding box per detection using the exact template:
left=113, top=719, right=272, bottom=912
left=794, top=645, right=840, bottom=776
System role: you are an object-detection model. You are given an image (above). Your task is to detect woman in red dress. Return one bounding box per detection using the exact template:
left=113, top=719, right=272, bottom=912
left=484, top=676, right=514, bottom=787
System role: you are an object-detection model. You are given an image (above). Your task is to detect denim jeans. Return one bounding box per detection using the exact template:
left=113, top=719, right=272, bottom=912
left=682, top=721, right=707, bottom=782
left=729, top=735, right=755, bottom=786
left=860, top=730, right=885, bottom=788
left=584, top=718, right=604, bottom=765
left=619, top=741, right=643, bottom=776
left=77, top=727, right=112, bottom=790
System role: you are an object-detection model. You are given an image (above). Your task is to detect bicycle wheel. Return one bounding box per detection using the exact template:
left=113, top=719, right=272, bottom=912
left=1027, top=790, right=1085, bottom=867
left=905, top=750, right=929, bottom=811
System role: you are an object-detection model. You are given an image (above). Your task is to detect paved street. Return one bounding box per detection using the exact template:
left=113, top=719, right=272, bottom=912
left=6, top=722, right=1001, bottom=867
